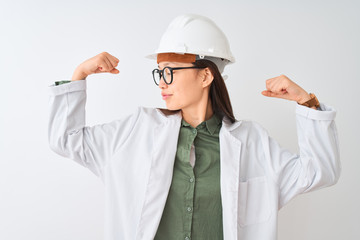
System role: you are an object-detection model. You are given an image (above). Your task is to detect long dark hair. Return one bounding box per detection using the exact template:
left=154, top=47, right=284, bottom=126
left=192, top=59, right=236, bottom=123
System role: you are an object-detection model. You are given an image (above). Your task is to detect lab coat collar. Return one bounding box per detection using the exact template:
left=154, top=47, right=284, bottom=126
left=155, top=107, right=241, bottom=133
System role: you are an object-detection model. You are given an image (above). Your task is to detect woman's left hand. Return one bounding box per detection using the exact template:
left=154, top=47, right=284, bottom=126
left=261, top=74, right=312, bottom=104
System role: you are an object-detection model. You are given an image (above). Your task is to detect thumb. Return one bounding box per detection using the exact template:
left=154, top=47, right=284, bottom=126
left=261, top=90, right=287, bottom=99
left=110, top=68, right=120, bottom=74
left=261, top=90, right=274, bottom=97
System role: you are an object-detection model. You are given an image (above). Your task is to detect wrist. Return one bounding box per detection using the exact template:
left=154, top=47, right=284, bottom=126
left=71, top=70, right=87, bottom=81
left=298, top=93, right=320, bottom=109
left=296, top=92, right=312, bottom=104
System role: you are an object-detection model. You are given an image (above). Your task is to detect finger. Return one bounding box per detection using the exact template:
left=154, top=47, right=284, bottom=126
left=265, top=78, right=278, bottom=91
left=98, top=65, right=107, bottom=72
left=261, top=90, right=272, bottom=97
left=266, top=78, right=289, bottom=94
left=103, top=52, right=119, bottom=63
left=272, top=82, right=288, bottom=94
left=110, top=68, right=120, bottom=74
left=265, top=75, right=281, bottom=85
left=103, top=56, right=114, bottom=71
left=265, top=74, right=289, bottom=90
left=102, top=52, right=119, bottom=68
left=109, top=55, right=120, bottom=65
left=262, top=90, right=280, bottom=97
left=98, top=59, right=111, bottom=72
left=94, top=68, right=102, bottom=74
left=107, top=55, right=119, bottom=69
left=261, top=90, right=288, bottom=99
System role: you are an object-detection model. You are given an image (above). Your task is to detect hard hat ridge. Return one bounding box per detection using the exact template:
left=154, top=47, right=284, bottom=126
left=146, top=13, right=235, bottom=74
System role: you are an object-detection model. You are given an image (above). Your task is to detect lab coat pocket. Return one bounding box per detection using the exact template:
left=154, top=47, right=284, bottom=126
left=238, top=176, right=271, bottom=227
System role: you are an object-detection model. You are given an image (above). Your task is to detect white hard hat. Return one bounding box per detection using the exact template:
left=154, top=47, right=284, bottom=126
left=146, top=13, right=235, bottom=74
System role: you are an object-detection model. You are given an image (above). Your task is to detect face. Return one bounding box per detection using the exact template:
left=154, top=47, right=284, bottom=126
left=157, top=61, right=208, bottom=111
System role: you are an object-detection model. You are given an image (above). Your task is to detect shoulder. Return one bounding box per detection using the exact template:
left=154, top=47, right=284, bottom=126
left=229, top=118, right=268, bottom=133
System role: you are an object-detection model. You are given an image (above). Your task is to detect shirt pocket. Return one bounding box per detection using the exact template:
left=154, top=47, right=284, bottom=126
left=238, top=176, right=271, bottom=227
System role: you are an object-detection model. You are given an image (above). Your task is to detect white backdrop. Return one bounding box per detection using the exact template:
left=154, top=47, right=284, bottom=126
left=0, top=0, right=359, bottom=239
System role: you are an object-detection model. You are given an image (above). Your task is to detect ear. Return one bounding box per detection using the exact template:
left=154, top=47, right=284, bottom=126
left=201, top=67, right=214, bottom=88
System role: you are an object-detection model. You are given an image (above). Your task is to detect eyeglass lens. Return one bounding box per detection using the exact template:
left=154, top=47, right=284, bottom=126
left=153, top=67, right=172, bottom=85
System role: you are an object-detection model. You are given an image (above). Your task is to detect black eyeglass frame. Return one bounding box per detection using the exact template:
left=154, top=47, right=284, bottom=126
left=152, top=66, right=206, bottom=85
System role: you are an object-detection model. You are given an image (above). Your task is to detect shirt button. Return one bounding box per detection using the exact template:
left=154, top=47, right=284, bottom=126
left=189, top=178, right=194, bottom=183
left=185, top=237, right=190, bottom=240
left=187, top=207, right=192, bottom=212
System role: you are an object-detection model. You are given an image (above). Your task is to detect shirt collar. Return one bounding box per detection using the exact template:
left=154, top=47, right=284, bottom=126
left=181, top=113, right=222, bottom=135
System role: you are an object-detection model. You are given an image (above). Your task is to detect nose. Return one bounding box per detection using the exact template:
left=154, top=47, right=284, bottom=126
left=158, top=76, right=168, bottom=89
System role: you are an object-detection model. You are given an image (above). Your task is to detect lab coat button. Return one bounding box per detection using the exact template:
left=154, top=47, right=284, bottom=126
left=185, top=237, right=190, bottom=240
left=187, top=207, right=192, bottom=212
left=189, top=178, right=194, bottom=183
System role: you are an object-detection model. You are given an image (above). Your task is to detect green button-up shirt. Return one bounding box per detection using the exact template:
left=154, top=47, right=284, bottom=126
left=155, top=113, right=223, bottom=240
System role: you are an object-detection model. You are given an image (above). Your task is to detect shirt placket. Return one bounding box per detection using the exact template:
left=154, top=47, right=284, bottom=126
left=183, top=127, right=197, bottom=240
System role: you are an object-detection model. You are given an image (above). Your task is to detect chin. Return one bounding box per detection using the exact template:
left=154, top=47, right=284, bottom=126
left=165, top=102, right=182, bottom=111
left=166, top=106, right=181, bottom=111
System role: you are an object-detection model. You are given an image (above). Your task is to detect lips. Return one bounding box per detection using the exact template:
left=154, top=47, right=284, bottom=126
left=161, top=93, right=173, bottom=100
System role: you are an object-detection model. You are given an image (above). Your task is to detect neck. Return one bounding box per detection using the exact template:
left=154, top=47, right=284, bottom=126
left=181, top=97, right=213, bottom=128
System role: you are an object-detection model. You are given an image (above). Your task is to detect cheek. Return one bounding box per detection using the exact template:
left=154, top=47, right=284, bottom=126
left=164, top=71, right=203, bottom=109
left=179, top=85, right=200, bottom=100
left=174, top=78, right=202, bottom=103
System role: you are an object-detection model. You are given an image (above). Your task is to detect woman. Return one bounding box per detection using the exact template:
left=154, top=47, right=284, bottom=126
left=48, top=14, right=340, bottom=240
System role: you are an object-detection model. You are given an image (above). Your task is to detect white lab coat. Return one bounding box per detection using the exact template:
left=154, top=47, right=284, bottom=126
left=48, top=80, right=341, bottom=240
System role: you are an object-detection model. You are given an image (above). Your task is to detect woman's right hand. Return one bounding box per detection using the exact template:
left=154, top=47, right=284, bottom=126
left=72, top=52, right=120, bottom=80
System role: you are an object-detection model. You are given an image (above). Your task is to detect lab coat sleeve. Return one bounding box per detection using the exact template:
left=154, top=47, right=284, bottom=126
left=263, top=103, right=341, bottom=208
left=48, top=80, right=140, bottom=177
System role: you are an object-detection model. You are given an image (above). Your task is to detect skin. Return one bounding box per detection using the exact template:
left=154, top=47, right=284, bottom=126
left=72, top=52, right=315, bottom=128
left=71, top=52, right=120, bottom=81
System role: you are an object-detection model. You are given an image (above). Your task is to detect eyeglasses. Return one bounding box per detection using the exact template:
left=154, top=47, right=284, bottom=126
left=152, top=66, right=206, bottom=86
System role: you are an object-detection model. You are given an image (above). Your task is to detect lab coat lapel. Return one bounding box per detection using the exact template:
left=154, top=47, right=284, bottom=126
left=135, top=111, right=182, bottom=240
left=220, top=119, right=242, bottom=240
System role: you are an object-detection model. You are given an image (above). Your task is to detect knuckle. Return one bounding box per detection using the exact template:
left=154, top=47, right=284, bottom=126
left=99, top=52, right=108, bottom=59
left=266, top=80, right=271, bottom=87
left=98, top=55, right=106, bottom=62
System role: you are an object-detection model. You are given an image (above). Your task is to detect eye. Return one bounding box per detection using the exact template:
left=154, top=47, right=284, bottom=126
left=164, top=68, right=171, bottom=76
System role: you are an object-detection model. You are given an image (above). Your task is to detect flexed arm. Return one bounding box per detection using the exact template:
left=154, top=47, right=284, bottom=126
left=260, top=74, right=340, bottom=207
left=48, top=52, right=138, bottom=178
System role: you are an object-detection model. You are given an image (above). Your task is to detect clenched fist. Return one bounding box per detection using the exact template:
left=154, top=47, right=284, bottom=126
left=72, top=52, right=120, bottom=80
left=261, top=74, right=314, bottom=106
